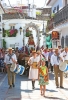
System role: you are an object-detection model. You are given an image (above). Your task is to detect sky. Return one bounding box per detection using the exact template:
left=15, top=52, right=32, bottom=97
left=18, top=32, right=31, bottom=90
left=3, top=0, right=47, bottom=8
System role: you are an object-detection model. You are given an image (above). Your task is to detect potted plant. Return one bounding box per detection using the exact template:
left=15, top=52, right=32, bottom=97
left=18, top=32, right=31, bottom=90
left=26, top=28, right=32, bottom=37
left=9, top=29, right=18, bottom=37
left=3, top=29, right=18, bottom=37
left=3, top=39, right=6, bottom=49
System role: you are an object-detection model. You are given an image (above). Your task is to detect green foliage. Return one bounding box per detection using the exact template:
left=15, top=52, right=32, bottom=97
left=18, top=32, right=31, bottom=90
left=51, top=13, right=55, bottom=18
left=3, top=30, right=6, bottom=37
left=26, top=29, right=32, bottom=37
left=36, top=11, right=41, bottom=15
left=3, top=39, right=6, bottom=49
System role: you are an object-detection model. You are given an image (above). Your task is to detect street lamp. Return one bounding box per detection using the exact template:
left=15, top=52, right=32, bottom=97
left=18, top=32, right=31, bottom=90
left=42, top=21, right=46, bottom=35
left=19, top=27, right=22, bottom=35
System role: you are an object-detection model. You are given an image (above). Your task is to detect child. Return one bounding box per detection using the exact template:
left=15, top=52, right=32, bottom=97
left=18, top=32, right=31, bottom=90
left=38, top=58, right=49, bottom=97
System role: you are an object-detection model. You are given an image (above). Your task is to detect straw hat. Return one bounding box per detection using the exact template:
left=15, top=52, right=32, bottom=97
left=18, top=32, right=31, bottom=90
left=54, top=48, right=58, bottom=51
left=32, top=50, right=36, bottom=53
left=7, top=47, right=14, bottom=51
left=37, top=50, right=41, bottom=54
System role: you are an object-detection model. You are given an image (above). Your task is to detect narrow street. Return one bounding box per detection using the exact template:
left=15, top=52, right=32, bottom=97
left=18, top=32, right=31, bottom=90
left=0, top=72, right=68, bottom=100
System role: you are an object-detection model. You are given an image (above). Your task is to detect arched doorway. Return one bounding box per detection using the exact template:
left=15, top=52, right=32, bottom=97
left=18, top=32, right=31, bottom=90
left=23, top=22, right=40, bottom=52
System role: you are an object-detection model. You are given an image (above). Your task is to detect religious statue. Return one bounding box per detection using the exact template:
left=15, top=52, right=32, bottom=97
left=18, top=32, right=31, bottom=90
left=28, top=34, right=35, bottom=46
left=28, top=34, right=35, bottom=53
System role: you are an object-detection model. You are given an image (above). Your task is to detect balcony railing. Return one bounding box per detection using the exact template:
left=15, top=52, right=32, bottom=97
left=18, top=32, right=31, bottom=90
left=46, top=17, right=54, bottom=32
left=54, top=4, right=68, bottom=26
left=46, top=4, right=68, bottom=33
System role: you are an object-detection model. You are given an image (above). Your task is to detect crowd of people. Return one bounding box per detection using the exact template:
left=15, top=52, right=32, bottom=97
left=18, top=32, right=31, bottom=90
left=28, top=46, right=68, bottom=96
left=0, top=45, right=68, bottom=97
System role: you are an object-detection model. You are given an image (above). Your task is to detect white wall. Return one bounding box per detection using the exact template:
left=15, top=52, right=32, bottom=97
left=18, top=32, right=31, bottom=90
left=2, top=19, right=47, bottom=49
left=60, top=27, right=68, bottom=47
left=61, top=28, right=68, bottom=37
left=52, top=0, right=63, bottom=13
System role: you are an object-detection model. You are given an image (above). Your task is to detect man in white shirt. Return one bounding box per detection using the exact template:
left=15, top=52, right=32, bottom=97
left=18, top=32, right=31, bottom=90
left=59, top=47, right=68, bottom=78
left=42, top=49, right=49, bottom=68
left=63, top=47, right=68, bottom=63
left=51, top=48, right=64, bottom=88
left=48, top=48, right=54, bottom=72
left=36, top=50, right=44, bottom=64
left=4, top=47, right=17, bottom=89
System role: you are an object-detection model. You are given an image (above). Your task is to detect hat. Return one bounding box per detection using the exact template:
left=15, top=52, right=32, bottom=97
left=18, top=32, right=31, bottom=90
left=7, top=47, right=14, bottom=51
left=54, top=48, right=58, bottom=51
left=37, top=50, right=41, bottom=54
left=58, top=45, right=61, bottom=47
left=32, top=50, right=36, bottom=53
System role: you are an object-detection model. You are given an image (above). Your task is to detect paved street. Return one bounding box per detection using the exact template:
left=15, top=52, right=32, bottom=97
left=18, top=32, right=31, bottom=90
left=0, top=72, right=68, bottom=100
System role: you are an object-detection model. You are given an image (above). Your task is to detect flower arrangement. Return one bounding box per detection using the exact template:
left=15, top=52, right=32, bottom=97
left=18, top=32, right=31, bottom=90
left=9, top=29, right=18, bottom=37
left=3, top=29, right=18, bottom=37
left=26, top=28, right=32, bottom=37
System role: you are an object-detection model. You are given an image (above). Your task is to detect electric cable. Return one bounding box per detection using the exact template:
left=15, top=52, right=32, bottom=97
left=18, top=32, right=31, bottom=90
left=7, top=0, right=13, bottom=8
left=42, top=0, right=47, bottom=8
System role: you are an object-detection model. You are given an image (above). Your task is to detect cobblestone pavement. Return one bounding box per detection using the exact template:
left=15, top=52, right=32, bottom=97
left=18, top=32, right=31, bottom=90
left=0, top=72, right=68, bottom=100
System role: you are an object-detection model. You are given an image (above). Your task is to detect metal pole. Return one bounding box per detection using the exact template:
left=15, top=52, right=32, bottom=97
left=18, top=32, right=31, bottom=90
left=21, top=0, right=22, bottom=4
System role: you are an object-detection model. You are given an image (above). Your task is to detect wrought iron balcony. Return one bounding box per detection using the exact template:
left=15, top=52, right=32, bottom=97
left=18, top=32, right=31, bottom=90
left=46, top=17, right=54, bottom=32
left=54, top=4, right=68, bottom=26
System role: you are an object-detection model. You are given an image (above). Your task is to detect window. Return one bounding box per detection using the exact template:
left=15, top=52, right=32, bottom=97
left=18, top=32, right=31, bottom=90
left=53, top=7, right=56, bottom=13
left=57, top=5, right=59, bottom=12
left=9, top=23, right=16, bottom=29
left=54, top=7, right=56, bottom=10
left=61, top=36, right=64, bottom=48
left=13, top=26, right=15, bottom=29
left=10, top=26, right=15, bottom=29
left=0, top=16, right=1, bottom=22
left=65, top=35, right=68, bottom=46
left=53, top=9, right=55, bottom=13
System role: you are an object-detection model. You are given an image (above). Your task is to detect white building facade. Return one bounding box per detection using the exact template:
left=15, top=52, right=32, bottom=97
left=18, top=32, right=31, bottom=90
left=46, top=0, right=68, bottom=48
left=2, top=18, right=46, bottom=49
left=0, top=3, right=5, bottom=48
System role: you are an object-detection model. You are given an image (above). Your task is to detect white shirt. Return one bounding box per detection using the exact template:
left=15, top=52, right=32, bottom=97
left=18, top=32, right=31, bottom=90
left=51, top=54, right=59, bottom=66
left=59, top=52, right=64, bottom=61
left=4, top=53, right=17, bottom=64
left=37, top=55, right=44, bottom=62
left=28, top=56, right=39, bottom=65
left=42, top=52, right=49, bottom=61
left=62, top=51, right=68, bottom=61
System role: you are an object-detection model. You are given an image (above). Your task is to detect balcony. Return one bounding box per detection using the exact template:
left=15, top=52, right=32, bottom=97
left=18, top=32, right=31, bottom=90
left=54, top=4, right=68, bottom=26
left=46, top=17, right=54, bottom=32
